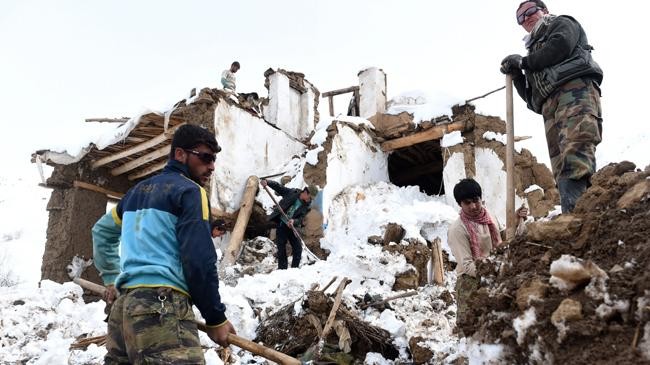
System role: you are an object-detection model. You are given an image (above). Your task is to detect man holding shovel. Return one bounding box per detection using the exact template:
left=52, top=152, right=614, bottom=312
left=500, top=0, right=603, bottom=213
left=92, top=124, right=236, bottom=363
left=261, top=179, right=317, bottom=269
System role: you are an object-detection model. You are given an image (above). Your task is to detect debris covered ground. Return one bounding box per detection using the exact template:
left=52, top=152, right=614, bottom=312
left=461, top=161, right=650, bottom=364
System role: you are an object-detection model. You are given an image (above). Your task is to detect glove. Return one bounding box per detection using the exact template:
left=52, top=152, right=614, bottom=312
left=500, top=54, right=523, bottom=74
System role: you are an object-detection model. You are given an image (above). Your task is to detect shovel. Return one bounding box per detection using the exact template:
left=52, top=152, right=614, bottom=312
left=505, top=74, right=516, bottom=241
left=261, top=183, right=321, bottom=263
left=72, top=277, right=301, bottom=365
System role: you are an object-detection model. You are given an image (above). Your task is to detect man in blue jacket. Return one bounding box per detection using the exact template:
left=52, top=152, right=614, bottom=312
left=501, top=0, right=603, bottom=213
left=92, top=124, right=236, bottom=363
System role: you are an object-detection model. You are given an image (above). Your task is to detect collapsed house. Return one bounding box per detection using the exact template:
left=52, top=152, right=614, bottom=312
left=29, top=67, right=566, bottom=363
left=32, top=65, right=557, bottom=293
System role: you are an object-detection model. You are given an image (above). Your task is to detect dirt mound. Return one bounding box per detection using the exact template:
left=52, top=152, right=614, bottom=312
left=460, top=161, right=650, bottom=364
left=255, top=288, right=399, bottom=361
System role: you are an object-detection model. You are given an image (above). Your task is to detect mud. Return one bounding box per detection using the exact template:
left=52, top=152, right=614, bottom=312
left=460, top=161, right=650, bottom=364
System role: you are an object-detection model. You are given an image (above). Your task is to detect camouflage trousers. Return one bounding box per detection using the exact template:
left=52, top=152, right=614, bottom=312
left=455, top=274, right=480, bottom=333
left=105, top=287, right=205, bottom=365
left=542, top=77, right=603, bottom=181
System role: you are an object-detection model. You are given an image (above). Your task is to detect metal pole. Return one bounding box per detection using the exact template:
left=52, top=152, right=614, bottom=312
left=505, top=75, right=516, bottom=240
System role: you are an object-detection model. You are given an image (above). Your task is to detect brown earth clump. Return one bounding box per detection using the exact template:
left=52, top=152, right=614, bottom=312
left=460, top=161, right=650, bottom=364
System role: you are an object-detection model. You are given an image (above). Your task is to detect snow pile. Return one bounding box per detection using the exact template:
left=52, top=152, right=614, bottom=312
left=441, top=130, right=464, bottom=148
left=0, top=281, right=107, bottom=364
left=386, top=90, right=460, bottom=125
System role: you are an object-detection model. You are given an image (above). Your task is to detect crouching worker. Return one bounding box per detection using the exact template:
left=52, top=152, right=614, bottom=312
left=92, top=124, right=236, bottom=364
left=448, top=178, right=527, bottom=333
left=261, top=179, right=317, bottom=270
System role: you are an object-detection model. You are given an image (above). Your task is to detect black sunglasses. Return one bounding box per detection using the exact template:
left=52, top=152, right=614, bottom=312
left=517, top=6, right=541, bottom=25
left=184, top=149, right=216, bottom=164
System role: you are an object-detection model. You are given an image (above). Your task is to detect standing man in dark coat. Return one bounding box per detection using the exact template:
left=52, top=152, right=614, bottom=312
left=261, top=179, right=316, bottom=269
left=500, top=0, right=603, bottom=213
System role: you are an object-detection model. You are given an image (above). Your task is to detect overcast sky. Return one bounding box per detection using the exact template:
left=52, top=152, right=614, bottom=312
left=1, top=0, right=648, bottom=176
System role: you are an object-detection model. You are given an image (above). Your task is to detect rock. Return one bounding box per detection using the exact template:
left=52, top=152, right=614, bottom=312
left=383, top=223, right=405, bottom=244
left=549, top=255, right=608, bottom=291
left=408, top=336, right=434, bottom=364
left=527, top=215, right=582, bottom=241
left=12, top=299, right=25, bottom=306
left=367, top=235, right=383, bottom=245
left=439, top=290, right=454, bottom=307
left=393, top=269, right=419, bottom=291
left=516, top=278, right=549, bottom=310
left=551, top=299, right=583, bottom=326
left=616, top=179, right=650, bottom=209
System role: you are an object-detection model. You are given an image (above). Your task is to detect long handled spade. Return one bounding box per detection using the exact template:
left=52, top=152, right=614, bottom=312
left=261, top=183, right=321, bottom=263
left=72, top=277, right=301, bottom=365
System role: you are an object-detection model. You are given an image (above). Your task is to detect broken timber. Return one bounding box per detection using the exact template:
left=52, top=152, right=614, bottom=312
left=430, top=237, right=445, bottom=285
left=92, top=122, right=186, bottom=169
left=380, top=120, right=470, bottom=151
left=322, top=86, right=360, bottom=117
left=73, top=181, right=125, bottom=200
left=221, top=176, right=259, bottom=267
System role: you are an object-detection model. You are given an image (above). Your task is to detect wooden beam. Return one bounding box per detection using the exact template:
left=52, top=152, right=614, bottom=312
left=431, top=237, right=445, bottom=285
left=321, top=86, right=359, bottom=98
left=92, top=122, right=185, bottom=169
left=127, top=160, right=167, bottom=181
left=73, top=181, right=125, bottom=200
left=85, top=117, right=130, bottom=123
left=221, top=176, right=259, bottom=267
left=111, top=145, right=170, bottom=176
left=328, top=96, right=334, bottom=116
left=381, top=120, right=468, bottom=152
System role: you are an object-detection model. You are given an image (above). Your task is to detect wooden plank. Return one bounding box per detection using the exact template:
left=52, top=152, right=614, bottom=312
left=380, top=120, right=468, bottom=152
left=92, top=122, right=185, bottom=169
left=431, top=237, right=445, bottom=285
left=354, top=89, right=360, bottom=116
left=127, top=160, right=167, bottom=181
left=221, top=176, right=259, bottom=267
left=85, top=117, right=129, bottom=123
left=328, top=96, right=334, bottom=116
left=111, top=145, right=170, bottom=176
left=322, top=86, right=359, bottom=97
left=73, top=181, right=125, bottom=200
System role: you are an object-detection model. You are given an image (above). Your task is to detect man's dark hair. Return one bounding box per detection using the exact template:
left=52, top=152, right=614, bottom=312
left=211, top=218, right=226, bottom=231
left=170, top=124, right=221, bottom=159
left=517, top=0, right=547, bottom=12
left=453, top=178, right=482, bottom=204
left=231, top=61, right=240, bottom=68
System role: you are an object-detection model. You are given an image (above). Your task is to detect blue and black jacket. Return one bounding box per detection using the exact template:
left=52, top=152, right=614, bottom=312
left=92, top=159, right=227, bottom=326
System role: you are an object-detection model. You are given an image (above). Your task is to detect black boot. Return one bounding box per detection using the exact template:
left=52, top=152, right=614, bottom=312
left=557, top=177, right=590, bottom=213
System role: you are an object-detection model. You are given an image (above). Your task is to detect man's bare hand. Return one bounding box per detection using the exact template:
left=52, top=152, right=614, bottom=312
left=206, top=321, right=237, bottom=347
left=516, top=206, right=529, bottom=219
left=103, top=285, right=118, bottom=305
left=287, top=219, right=294, bottom=228
left=260, top=179, right=268, bottom=187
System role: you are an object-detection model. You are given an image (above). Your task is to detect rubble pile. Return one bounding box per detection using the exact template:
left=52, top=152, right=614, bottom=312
left=461, top=161, right=650, bottom=364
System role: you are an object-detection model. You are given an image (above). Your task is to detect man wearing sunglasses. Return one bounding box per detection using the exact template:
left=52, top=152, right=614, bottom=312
left=500, top=0, right=603, bottom=213
left=92, top=124, right=236, bottom=363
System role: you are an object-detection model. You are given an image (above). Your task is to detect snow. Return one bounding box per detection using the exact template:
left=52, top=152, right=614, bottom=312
left=524, top=184, right=543, bottom=194
left=441, top=130, right=464, bottom=148
left=513, top=307, right=536, bottom=345
left=482, top=131, right=523, bottom=153
left=386, top=90, right=460, bottom=125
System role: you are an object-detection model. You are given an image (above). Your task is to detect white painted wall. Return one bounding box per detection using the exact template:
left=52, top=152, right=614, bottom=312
left=212, top=100, right=306, bottom=212
left=263, top=72, right=315, bottom=140
left=322, top=123, right=389, bottom=225
left=359, top=67, right=387, bottom=119
left=442, top=151, right=466, bottom=211
left=473, top=148, right=527, bottom=227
